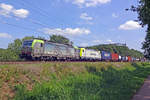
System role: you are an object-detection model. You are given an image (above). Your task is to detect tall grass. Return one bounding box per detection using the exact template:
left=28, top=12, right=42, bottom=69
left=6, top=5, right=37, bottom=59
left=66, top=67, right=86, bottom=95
left=13, top=62, right=150, bottom=100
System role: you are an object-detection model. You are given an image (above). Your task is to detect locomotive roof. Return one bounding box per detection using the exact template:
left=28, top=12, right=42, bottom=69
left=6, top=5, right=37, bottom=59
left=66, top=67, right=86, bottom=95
left=32, top=38, right=74, bottom=47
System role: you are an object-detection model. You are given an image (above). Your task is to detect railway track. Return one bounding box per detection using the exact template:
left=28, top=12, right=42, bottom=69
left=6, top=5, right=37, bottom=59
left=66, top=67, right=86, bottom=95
left=1, top=60, right=132, bottom=64
left=0, top=61, right=102, bottom=65
left=0, top=61, right=42, bottom=65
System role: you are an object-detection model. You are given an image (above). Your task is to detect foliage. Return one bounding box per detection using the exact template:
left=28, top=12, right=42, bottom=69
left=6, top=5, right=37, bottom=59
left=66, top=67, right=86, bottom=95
left=0, top=49, right=20, bottom=61
left=13, top=62, right=150, bottom=100
left=22, top=36, right=35, bottom=42
left=128, top=0, right=150, bottom=59
left=0, top=36, right=34, bottom=61
left=87, top=44, right=143, bottom=58
left=49, top=35, right=72, bottom=44
left=8, top=39, right=22, bottom=60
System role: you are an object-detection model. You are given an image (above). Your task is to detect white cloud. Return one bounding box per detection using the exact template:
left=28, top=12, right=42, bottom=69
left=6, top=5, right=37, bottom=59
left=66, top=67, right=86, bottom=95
left=93, top=40, right=101, bottom=44
left=41, top=28, right=91, bottom=35
left=68, top=0, right=111, bottom=7
left=85, top=0, right=111, bottom=7
left=0, top=3, right=13, bottom=11
left=13, top=9, right=29, bottom=18
left=112, top=13, right=118, bottom=18
left=80, top=43, right=89, bottom=47
left=0, top=3, right=13, bottom=17
left=0, top=33, right=12, bottom=38
left=80, top=13, right=93, bottom=21
left=106, top=39, right=113, bottom=43
left=119, top=20, right=141, bottom=30
left=73, top=0, right=85, bottom=7
left=74, top=0, right=85, bottom=4
left=0, top=3, right=29, bottom=18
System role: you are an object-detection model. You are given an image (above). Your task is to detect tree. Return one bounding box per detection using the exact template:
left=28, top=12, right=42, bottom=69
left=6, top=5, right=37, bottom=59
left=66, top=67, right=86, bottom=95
left=8, top=39, right=22, bottom=59
left=49, top=35, right=72, bottom=44
left=8, top=36, right=35, bottom=56
left=22, top=36, right=35, bottom=42
left=7, top=36, right=35, bottom=60
left=127, top=0, right=150, bottom=59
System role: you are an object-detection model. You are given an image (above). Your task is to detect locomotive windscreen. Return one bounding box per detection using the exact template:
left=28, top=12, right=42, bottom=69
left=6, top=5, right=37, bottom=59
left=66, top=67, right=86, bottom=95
left=23, top=40, right=33, bottom=47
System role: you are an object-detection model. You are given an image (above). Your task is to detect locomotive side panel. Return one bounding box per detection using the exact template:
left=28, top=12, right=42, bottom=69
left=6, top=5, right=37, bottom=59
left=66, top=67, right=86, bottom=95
left=80, top=48, right=101, bottom=60
left=32, top=42, right=44, bottom=57
left=43, top=42, right=79, bottom=60
left=43, top=42, right=57, bottom=57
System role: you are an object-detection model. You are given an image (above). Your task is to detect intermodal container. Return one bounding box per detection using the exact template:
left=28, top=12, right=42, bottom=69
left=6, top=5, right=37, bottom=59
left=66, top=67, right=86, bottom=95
left=119, top=55, right=122, bottom=61
left=128, top=56, right=132, bottom=62
left=121, top=56, right=127, bottom=62
left=111, top=53, right=119, bottom=61
left=101, top=51, right=111, bottom=61
left=131, top=57, right=136, bottom=62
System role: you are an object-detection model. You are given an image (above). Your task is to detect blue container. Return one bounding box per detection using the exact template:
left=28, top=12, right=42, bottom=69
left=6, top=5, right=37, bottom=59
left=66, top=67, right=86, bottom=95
left=121, top=56, right=127, bottom=61
left=101, top=51, right=111, bottom=61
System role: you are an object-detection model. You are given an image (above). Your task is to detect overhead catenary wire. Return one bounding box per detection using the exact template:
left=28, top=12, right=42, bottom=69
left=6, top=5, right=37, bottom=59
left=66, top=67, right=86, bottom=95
left=20, top=0, right=67, bottom=26
left=0, top=20, right=51, bottom=39
left=0, top=0, right=99, bottom=44
left=16, top=0, right=52, bottom=20
left=0, top=0, right=53, bottom=30
left=21, top=0, right=52, bottom=18
left=3, top=0, right=68, bottom=30
left=1, top=21, right=36, bottom=32
left=13, top=0, right=65, bottom=27
left=0, top=19, right=101, bottom=47
left=0, top=19, right=48, bottom=35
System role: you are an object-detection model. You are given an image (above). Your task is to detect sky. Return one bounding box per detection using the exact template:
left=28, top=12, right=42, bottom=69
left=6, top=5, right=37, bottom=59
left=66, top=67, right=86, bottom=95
left=0, top=0, right=147, bottom=51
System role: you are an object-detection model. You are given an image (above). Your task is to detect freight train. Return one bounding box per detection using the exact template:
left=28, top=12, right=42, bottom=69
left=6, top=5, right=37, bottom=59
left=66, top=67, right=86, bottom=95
left=20, top=38, right=144, bottom=62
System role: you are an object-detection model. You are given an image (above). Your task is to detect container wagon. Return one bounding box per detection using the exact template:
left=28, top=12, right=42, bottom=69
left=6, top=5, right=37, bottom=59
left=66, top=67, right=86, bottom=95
left=131, top=57, right=136, bottom=62
left=101, top=51, right=111, bottom=61
left=121, top=56, right=127, bottom=62
left=118, top=55, right=122, bottom=61
left=111, top=53, right=119, bottom=61
left=127, top=56, right=132, bottom=62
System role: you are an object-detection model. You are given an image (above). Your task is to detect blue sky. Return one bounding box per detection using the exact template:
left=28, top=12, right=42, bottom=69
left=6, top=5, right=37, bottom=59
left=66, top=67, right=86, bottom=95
left=0, top=0, right=146, bottom=51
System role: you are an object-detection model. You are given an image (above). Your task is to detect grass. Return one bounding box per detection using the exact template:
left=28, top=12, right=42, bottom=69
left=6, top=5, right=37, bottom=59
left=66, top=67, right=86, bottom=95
left=0, top=62, right=150, bottom=100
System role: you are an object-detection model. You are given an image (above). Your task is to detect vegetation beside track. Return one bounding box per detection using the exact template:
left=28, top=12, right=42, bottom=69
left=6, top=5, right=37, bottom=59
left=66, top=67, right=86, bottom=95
left=0, top=62, right=150, bottom=100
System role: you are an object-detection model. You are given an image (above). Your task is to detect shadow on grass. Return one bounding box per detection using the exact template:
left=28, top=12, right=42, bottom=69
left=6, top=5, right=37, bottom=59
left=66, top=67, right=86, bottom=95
left=14, top=63, right=150, bottom=100
left=84, top=63, right=150, bottom=100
